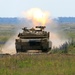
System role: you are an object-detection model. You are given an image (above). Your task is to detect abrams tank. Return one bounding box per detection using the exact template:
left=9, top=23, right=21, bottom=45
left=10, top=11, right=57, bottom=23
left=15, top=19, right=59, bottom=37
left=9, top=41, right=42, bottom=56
left=15, top=26, right=52, bottom=53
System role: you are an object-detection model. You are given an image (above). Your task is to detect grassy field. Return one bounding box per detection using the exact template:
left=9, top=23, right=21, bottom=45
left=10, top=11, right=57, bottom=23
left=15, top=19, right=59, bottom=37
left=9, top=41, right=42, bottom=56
left=0, top=23, right=75, bottom=75
left=0, top=54, right=75, bottom=75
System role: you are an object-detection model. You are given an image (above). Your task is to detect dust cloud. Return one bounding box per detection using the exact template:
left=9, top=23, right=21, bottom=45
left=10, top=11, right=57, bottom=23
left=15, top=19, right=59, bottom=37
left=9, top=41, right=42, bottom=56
left=2, top=36, right=17, bottom=55
left=46, top=21, right=68, bottom=48
left=50, top=32, right=67, bottom=48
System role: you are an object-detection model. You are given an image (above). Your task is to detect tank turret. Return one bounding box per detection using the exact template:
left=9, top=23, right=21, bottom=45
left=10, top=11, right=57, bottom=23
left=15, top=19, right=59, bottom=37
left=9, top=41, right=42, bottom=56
left=15, top=26, right=52, bottom=53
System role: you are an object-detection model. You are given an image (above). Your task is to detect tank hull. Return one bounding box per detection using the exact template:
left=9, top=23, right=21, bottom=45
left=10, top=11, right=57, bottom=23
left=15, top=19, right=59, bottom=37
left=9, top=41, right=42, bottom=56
left=15, top=39, right=51, bottom=53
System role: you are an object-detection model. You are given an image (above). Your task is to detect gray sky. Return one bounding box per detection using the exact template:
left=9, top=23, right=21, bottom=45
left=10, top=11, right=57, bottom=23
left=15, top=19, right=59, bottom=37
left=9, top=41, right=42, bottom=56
left=0, top=0, right=75, bottom=18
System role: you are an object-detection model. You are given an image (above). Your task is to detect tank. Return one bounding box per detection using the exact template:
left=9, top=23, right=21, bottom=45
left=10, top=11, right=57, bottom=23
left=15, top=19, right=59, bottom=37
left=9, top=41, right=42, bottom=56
left=15, top=26, right=52, bottom=53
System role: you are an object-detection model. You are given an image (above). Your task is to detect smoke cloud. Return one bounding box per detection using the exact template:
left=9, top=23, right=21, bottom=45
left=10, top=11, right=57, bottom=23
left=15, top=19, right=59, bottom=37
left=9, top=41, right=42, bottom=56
left=22, top=8, right=52, bottom=26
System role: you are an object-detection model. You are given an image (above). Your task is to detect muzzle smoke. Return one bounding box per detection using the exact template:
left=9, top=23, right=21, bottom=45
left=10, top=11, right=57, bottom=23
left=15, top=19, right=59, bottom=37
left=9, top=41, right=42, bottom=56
left=22, top=8, right=52, bottom=26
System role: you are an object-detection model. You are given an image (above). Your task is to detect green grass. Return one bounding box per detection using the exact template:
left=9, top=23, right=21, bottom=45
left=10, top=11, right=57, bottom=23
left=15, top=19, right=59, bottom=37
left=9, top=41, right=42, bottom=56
left=0, top=54, right=75, bottom=75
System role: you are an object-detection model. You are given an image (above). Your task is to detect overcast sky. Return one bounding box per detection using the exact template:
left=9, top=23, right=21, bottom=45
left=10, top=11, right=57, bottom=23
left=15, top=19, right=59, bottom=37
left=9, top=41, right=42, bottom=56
left=0, top=0, right=75, bottom=18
